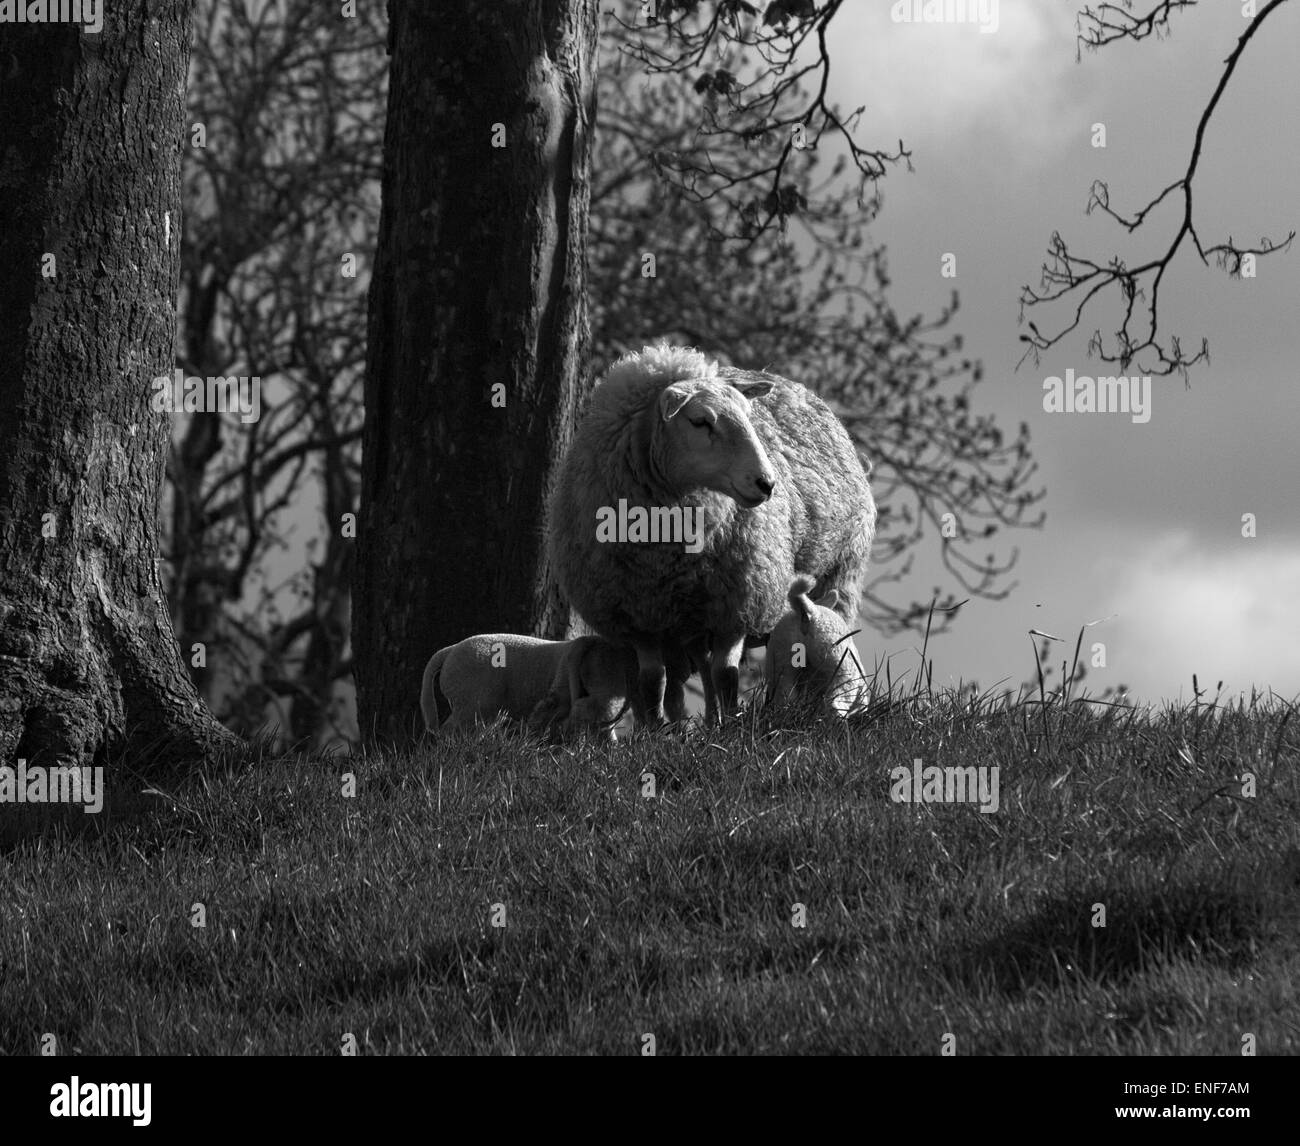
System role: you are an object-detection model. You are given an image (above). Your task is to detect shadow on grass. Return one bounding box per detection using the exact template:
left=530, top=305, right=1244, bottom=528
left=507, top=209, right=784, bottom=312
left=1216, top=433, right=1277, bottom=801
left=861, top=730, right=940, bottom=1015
left=0, top=733, right=276, bottom=853
left=300, top=931, right=676, bottom=1022
left=946, top=873, right=1291, bottom=994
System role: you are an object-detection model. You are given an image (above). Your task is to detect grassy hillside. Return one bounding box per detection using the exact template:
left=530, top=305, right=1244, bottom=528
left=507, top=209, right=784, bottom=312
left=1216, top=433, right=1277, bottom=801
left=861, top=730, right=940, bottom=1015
left=1, top=686, right=1296, bottom=1055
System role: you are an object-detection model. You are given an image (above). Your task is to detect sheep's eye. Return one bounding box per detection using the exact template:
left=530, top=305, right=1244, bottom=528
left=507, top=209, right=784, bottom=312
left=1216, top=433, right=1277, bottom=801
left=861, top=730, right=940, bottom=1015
left=690, top=418, right=714, bottom=433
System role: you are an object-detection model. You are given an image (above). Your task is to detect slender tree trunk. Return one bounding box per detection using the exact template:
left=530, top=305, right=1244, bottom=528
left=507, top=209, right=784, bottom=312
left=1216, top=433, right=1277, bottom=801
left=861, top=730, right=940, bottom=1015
left=290, top=427, right=355, bottom=746
left=356, top=0, right=597, bottom=740
left=170, top=271, right=229, bottom=710
left=0, top=1, right=237, bottom=770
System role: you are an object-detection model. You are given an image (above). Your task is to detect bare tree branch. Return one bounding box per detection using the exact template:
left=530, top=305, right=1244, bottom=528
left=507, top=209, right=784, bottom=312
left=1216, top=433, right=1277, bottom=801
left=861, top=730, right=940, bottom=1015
left=1020, top=0, right=1294, bottom=378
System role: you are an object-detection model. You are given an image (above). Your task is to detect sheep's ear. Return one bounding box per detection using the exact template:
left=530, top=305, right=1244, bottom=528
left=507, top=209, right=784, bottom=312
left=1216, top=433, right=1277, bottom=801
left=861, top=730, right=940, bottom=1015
left=817, top=588, right=842, bottom=611
left=733, top=380, right=773, bottom=400
left=659, top=382, right=697, bottom=421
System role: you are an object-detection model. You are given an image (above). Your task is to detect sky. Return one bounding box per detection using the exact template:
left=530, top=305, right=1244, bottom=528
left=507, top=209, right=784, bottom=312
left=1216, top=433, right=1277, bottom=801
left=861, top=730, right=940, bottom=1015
left=811, top=0, right=1300, bottom=705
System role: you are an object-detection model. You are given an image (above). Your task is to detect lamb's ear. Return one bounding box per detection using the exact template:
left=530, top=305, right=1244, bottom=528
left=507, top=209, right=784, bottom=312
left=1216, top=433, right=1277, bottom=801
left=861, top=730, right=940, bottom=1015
left=733, top=380, right=773, bottom=400
left=659, top=382, right=697, bottom=421
left=817, top=588, right=842, bottom=611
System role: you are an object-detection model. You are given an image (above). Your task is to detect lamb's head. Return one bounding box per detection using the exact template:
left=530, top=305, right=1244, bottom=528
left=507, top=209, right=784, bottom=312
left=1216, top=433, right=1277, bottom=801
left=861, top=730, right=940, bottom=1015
left=656, top=378, right=777, bottom=509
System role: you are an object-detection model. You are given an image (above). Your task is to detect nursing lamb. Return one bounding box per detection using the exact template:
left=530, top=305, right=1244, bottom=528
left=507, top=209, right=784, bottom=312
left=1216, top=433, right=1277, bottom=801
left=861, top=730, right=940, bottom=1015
left=765, top=575, right=868, bottom=717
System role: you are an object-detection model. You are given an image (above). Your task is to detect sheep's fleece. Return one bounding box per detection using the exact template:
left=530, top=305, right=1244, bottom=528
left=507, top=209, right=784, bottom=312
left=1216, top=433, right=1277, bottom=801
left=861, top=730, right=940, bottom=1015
left=548, top=344, right=876, bottom=649
left=765, top=576, right=867, bottom=716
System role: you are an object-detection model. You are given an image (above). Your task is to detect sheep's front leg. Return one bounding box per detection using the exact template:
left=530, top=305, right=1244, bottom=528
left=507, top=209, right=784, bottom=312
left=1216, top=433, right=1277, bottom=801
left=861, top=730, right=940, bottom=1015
left=663, top=638, right=691, bottom=724
left=710, top=634, right=746, bottom=720
left=631, top=636, right=667, bottom=728
left=682, top=634, right=716, bottom=725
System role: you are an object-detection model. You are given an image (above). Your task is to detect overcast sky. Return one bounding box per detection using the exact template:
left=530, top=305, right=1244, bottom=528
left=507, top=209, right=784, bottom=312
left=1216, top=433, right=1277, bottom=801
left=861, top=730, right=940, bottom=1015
left=817, top=0, right=1300, bottom=704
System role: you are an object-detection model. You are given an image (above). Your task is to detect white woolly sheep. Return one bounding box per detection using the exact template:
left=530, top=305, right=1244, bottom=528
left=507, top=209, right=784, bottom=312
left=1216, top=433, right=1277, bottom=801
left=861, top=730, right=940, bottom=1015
left=548, top=343, right=875, bottom=725
left=420, top=633, right=630, bottom=738
left=765, top=575, right=868, bottom=717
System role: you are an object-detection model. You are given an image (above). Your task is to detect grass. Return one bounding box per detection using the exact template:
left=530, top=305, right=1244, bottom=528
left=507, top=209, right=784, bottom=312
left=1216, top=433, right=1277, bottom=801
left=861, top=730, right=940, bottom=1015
left=0, top=678, right=1296, bottom=1055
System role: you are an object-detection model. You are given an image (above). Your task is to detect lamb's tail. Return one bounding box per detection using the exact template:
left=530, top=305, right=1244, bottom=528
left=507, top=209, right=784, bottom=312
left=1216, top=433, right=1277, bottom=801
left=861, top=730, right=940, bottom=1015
left=788, top=574, right=817, bottom=624
left=419, top=647, right=453, bottom=731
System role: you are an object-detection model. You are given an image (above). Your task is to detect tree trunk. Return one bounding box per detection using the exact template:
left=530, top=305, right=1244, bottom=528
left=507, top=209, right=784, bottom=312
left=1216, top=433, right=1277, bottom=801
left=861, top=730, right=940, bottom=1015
left=356, top=0, right=597, bottom=740
left=0, top=1, right=237, bottom=770
left=290, top=421, right=355, bottom=747
left=169, top=269, right=229, bottom=711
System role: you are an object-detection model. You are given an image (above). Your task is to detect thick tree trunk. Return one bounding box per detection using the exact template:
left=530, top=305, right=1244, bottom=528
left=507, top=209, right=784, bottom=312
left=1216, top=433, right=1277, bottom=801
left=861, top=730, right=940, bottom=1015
left=356, top=0, right=597, bottom=740
left=0, top=1, right=237, bottom=770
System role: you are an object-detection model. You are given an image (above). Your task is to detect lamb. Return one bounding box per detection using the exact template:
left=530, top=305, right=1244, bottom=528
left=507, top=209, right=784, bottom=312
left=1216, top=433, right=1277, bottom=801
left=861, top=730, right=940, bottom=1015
left=547, top=343, right=875, bottom=725
left=765, top=575, right=868, bottom=717
left=419, top=633, right=631, bottom=739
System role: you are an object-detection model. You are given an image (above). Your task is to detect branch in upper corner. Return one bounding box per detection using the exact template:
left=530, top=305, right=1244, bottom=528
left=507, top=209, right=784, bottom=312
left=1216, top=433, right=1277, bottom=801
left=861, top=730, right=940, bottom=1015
left=1075, top=0, right=1200, bottom=57
left=1020, top=0, right=1295, bottom=379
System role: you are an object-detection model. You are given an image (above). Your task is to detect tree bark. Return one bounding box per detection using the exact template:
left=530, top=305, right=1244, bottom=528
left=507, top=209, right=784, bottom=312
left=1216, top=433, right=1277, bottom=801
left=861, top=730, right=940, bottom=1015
left=0, top=1, right=237, bottom=770
left=356, top=0, right=597, bottom=740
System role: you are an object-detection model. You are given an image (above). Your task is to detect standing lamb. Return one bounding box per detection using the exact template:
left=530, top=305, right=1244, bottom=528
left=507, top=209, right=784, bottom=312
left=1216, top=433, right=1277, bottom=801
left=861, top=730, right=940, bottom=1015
left=420, top=633, right=630, bottom=738
left=548, top=343, right=875, bottom=725
left=765, top=575, right=868, bottom=717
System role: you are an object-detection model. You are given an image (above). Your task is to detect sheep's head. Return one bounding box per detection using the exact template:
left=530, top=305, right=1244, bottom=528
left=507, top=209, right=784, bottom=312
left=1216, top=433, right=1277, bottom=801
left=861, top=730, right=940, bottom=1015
left=526, top=691, right=569, bottom=734
left=657, top=379, right=777, bottom=509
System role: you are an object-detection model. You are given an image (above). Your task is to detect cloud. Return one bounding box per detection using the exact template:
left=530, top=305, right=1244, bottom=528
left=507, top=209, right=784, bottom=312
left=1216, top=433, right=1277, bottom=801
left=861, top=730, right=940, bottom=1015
left=1099, top=532, right=1300, bottom=703
left=825, top=0, right=1078, bottom=158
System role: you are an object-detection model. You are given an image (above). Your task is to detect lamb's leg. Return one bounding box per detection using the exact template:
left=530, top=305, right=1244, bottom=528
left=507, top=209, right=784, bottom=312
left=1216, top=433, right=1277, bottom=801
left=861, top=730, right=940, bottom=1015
left=710, top=634, right=746, bottom=720
left=631, top=636, right=667, bottom=727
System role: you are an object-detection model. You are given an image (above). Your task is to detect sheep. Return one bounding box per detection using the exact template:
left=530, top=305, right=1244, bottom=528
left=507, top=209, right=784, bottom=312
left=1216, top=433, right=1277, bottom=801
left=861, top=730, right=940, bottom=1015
left=547, top=343, right=875, bottom=726
left=419, top=633, right=630, bottom=738
left=765, top=575, right=868, bottom=716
